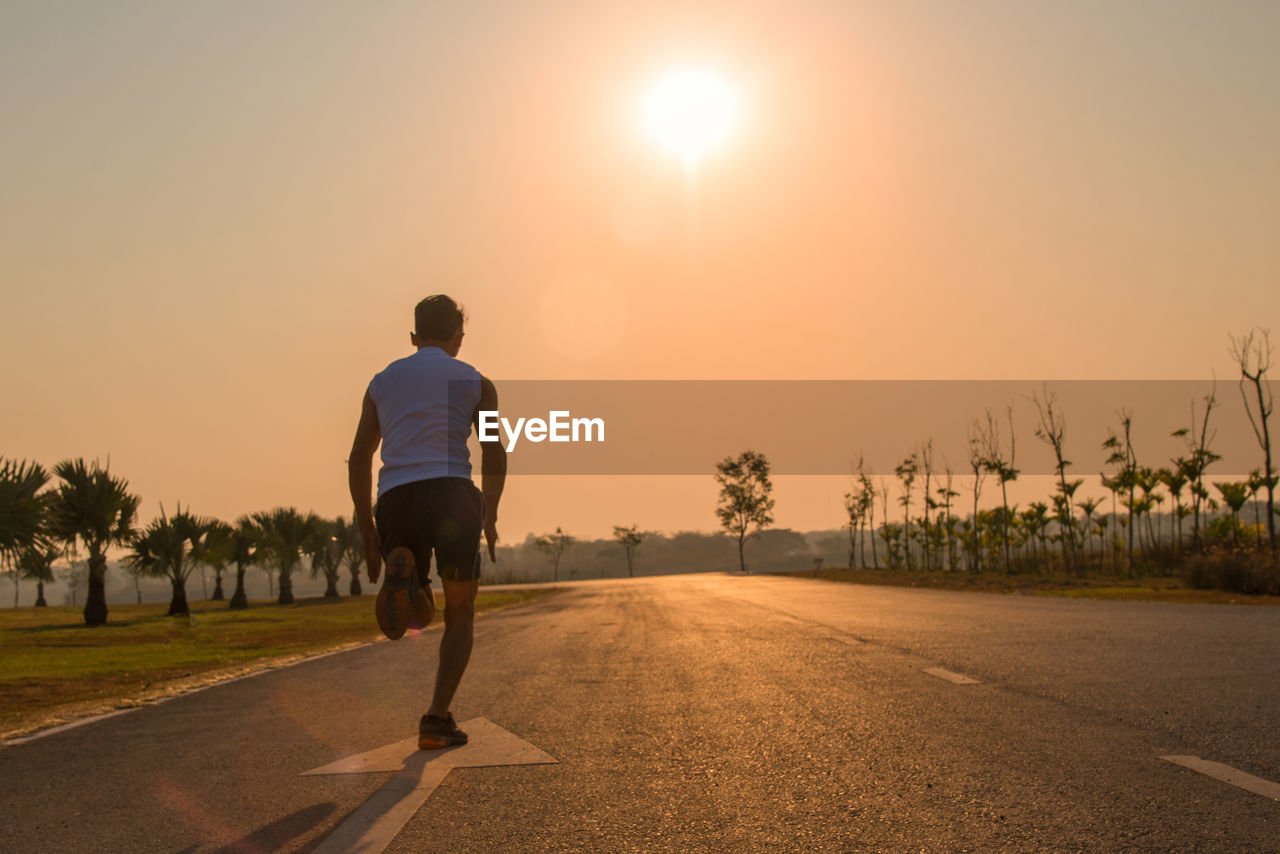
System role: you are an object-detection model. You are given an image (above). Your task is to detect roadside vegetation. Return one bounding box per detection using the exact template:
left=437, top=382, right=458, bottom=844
left=828, top=328, right=1278, bottom=598
left=0, top=588, right=559, bottom=740
left=0, top=453, right=399, bottom=625
left=788, top=566, right=1280, bottom=606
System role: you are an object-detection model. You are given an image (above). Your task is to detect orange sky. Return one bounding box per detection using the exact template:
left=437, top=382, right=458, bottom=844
left=2, top=1, right=1278, bottom=542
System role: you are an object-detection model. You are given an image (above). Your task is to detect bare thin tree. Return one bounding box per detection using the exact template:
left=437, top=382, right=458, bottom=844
left=860, top=462, right=878, bottom=569
left=842, top=479, right=860, bottom=569
left=966, top=424, right=987, bottom=573
left=1231, top=329, right=1276, bottom=552
left=1103, top=411, right=1138, bottom=575
left=895, top=453, right=918, bottom=570
left=938, top=465, right=959, bottom=571
left=877, top=477, right=892, bottom=568
left=1032, top=386, right=1080, bottom=575
left=918, top=440, right=935, bottom=571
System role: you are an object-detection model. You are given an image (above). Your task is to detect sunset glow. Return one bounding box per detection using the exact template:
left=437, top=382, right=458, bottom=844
left=643, top=68, right=740, bottom=166
left=2, top=2, right=1276, bottom=543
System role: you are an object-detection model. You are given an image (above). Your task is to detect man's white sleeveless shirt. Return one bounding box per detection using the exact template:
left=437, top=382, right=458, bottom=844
left=367, top=346, right=483, bottom=499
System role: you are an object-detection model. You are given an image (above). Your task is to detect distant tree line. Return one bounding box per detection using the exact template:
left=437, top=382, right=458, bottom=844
left=0, top=457, right=369, bottom=624
left=6, top=330, right=1272, bottom=613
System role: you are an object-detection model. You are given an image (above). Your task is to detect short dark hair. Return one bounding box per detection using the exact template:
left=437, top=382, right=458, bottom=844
left=414, top=295, right=465, bottom=340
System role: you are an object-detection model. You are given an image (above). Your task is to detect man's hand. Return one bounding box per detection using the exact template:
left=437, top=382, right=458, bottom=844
left=475, top=376, right=505, bottom=563
left=363, top=524, right=383, bottom=583
left=484, top=516, right=499, bottom=562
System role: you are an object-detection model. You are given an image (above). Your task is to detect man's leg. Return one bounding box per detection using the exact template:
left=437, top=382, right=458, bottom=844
left=427, top=578, right=478, bottom=719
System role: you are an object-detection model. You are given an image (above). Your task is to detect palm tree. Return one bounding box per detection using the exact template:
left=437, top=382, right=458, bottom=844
left=1022, top=502, right=1051, bottom=567
left=937, top=472, right=960, bottom=572
left=200, top=520, right=234, bottom=601
left=976, top=408, right=1018, bottom=574
left=1095, top=515, right=1111, bottom=568
left=304, top=517, right=344, bottom=598
left=46, top=459, right=141, bottom=626
left=1134, top=466, right=1163, bottom=553
left=126, top=506, right=210, bottom=616
left=1, top=458, right=51, bottom=606
left=227, top=515, right=259, bottom=610
left=253, top=507, right=318, bottom=605
left=1103, top=415, right=1138, bottom=575
left=1005, top=503, right=1024, bottom=563
left=1247, top=469, right=1267, bottom=548
left=333, top=515, right=364, bottom=595
left=1159, top=467, right=1189, bottom=555
left=19, top=544, right=59, bottom=607
left=1173, top=388, right=1221, bottom=553
left=1075, top=496, right=1105, bottom=567
left=1214, top=482, right=1250, bottom=549
left=1052, top=479, right=1083, bottom=574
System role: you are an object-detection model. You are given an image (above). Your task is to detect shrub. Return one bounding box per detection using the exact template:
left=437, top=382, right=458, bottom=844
left=1183, top=550, right=1280, bottom=596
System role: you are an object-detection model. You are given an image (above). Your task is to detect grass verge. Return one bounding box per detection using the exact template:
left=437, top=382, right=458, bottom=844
left=781, top=567, right=1280, bottom=606
left=0, top=587, right=561, bottom=742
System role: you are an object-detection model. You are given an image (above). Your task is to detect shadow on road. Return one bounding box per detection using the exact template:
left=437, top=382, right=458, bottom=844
left=173, top=801, right=337, bottom=854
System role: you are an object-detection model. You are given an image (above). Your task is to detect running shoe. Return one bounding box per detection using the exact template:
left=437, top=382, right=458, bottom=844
left=419, top=712, right=469, bottom=749
left=375, top=547, right=415, bottom=640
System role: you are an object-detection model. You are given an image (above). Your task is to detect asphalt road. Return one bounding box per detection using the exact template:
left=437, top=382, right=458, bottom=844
left=2, top=572, right=1278, bottom=853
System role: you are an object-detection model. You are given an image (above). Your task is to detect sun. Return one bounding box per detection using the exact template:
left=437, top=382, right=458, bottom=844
left=643, top=68, right=740, bottom=167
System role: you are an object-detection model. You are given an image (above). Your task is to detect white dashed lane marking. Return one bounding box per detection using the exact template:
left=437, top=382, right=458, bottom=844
left=923, top=666, right=980, bottom=685
left=1161, top=755, right=1280, bottom=802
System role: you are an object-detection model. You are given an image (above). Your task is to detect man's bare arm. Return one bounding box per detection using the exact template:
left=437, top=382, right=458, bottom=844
left=475, top=376, right=505, bottom=561
left=348, top=390, right=384, bottom=582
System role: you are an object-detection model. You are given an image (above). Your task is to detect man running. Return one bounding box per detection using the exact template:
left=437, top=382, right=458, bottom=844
left=348, top=295, right=505, bottom=749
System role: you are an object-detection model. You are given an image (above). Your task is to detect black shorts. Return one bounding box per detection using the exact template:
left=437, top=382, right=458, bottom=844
left=374, top=477, right=484, bottom=584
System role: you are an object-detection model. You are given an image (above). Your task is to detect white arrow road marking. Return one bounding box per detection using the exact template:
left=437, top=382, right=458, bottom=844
left=304, top=717, right=556, bottom=854
left=1161, top=755, right=1280, bottom=802
left=923, top=666, right=980, bottom=685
